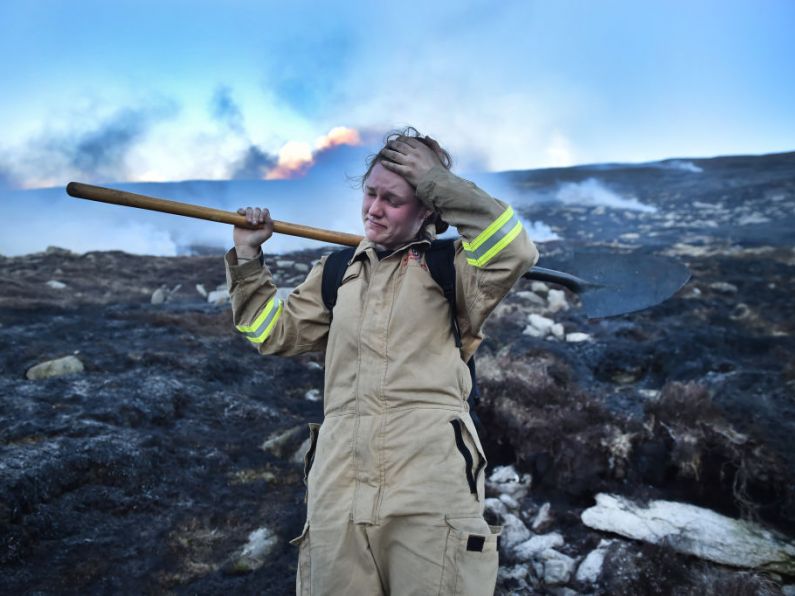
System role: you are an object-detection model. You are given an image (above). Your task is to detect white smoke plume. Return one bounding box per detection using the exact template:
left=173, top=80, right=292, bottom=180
left=555, top=178, right=657, bottom=213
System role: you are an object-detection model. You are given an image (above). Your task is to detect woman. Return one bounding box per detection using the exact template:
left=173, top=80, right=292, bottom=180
left=226, top=129, right=538, bottom=595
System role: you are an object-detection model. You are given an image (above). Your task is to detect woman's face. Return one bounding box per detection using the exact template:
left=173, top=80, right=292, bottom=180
left=362, top=162, right=431, bottom=251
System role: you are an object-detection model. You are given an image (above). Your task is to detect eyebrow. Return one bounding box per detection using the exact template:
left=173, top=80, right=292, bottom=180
left=365, top=186, right=407, bottom=202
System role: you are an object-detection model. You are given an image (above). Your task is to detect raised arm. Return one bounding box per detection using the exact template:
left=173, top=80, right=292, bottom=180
left=226, top=207, right=330, bottom=356
left=381, top=136, right=539, bottom=358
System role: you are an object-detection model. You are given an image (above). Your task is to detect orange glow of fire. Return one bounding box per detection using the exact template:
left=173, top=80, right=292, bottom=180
left=264, top=126, right=361, bottom=180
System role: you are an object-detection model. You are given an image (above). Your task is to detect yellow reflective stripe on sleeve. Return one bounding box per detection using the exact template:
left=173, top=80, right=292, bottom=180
left=465, top=220, right=523, bottom=267
left=236, top=297, right=283, bottom=344
left=462, top=206, right=516, bottom=252
left=462, top=206, right=523, bottom=267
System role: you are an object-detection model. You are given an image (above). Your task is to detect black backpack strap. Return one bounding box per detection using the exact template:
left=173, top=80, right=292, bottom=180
left=321, top=248, right=356, bottom=316
left=424, top=239, right=462, bottom=349
left=425, top=240, right=481, bottom=428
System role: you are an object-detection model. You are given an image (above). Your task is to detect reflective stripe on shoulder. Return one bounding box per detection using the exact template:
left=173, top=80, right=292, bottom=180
left=236, top=297, right=283, bottom=344
left=462, top=206, right=523, bottom=267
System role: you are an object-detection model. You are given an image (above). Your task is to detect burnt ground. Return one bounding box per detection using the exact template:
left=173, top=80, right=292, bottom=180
left=1, top=151, right=794, bottom=594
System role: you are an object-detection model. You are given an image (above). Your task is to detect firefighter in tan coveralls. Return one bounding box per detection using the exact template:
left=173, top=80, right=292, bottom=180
left=226, top=130, right=538, bottom=595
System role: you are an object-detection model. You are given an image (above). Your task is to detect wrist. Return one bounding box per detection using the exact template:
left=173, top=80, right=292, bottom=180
left=235, top=245, right=261, bottom=260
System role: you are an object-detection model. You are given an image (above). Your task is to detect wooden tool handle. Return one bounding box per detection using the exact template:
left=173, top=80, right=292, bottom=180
left=66, top=181, right=364, bottom=247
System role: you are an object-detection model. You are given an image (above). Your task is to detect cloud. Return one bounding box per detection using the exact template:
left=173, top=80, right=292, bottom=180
left=5, top=101, right=179, bottom=187
left=210, top=85, right=245, bottom=133
left=315, top=126, right=361, bottom=151
left=266, top=141, right=315, bottom=180
left=0, top=166, right=13, bottom=190
left=265, top=33, right=354, bottom=117
left=545, top=132, right=576, bottom=168
left=69, top=105, right=175, bottom=177
left=230, top=145, right=278, bottom=180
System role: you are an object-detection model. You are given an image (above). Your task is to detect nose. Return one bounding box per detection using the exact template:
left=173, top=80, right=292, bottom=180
left=367, top=196, right=385, bottom=217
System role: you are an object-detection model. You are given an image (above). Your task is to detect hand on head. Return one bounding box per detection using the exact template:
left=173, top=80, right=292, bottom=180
left=380, top=135, right=444, bottom=187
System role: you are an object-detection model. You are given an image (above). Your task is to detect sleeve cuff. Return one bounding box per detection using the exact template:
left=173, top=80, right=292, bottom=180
left=225, top=247, right=265, bottom=280
left=415, top=165, right=453, bottom=209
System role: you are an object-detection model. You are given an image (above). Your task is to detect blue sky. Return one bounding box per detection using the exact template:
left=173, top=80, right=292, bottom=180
left=1, top=0, right=793, bottom=189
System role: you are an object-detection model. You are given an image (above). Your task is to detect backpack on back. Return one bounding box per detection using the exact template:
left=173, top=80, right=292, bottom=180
left=320, top=239, right=481, bottom=423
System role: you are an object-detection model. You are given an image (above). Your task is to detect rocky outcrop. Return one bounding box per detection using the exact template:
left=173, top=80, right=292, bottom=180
left=25, top=355, right=84, bottom=379
left=582, top=493, right=795, bottom=574
left=223, top=527, right=279, bottom=575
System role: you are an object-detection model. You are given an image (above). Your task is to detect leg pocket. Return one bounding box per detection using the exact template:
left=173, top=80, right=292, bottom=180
left=439, top=516, right=501, bottom=596
left=289, top=523, right=311, bottom=595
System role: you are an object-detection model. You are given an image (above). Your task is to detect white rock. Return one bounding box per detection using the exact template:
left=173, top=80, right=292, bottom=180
left=228, top=526, right=279, bottom=572
left=550, top=323, right=565, bottom=340
left=26, top=355, right=85, bottom=380
left=207, top=289, right=230, bottom=305
left=46, top=280, right=67, bottom=289
left=528, top=314, right=555, bottom=333
left=532, top=502, right=553, bottom=532
left=304, top=389, right=321, bottom=402
left=216, top=283, right=227, bottom=292
left=709, top=281, right=738, bottom=294
left=581, top=493, right=795, bottom=573
left=499, top=494, right=519, bottom=510
left=638, top=388, right=660, bottom=399
left=781, top=585, right=795, bottom=596
left=276, top=259, right=294, bottom=268
left=294, top=263, right=309, bottom=272
left=514, top=533, right=565, bottom=561
left=500, top=513, right=532, bottom=550
left=515, top=290, right=546, bottom=306
left=565, top=332, right=591, bottom=343
left=546, top=289, right=569, bottom=313
left=523, top=324, right=547, bottom=338
left=737, top=213, right=770, bottom=225
left=531, top=281, right=549, bottom=294
left=195, top=283, right=208, bottom=297
left=575, top=539, right=613, bottom=583
left=484, top=498, right=508, bottom=518
left=151, top=287, right=167, bottom=304
left=260, top=425, right=304, bottom=457
left=487, top=465, right=532, bottom=500
left=539, top=549, right=576, bottom=585
left=497, top=564, right=528, bottom=582
left=489, top=465, right=520, bottom=484
left=549, top=589, right=580, bottom=596
left=242, top=527, right=278, bottom=559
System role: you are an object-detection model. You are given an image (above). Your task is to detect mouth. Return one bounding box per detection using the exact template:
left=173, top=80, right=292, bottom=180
left=366, top=219, right=387, bottom=230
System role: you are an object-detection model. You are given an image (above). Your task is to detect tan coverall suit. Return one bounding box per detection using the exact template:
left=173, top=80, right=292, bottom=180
left=225, top=166, right=538, bottom=595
